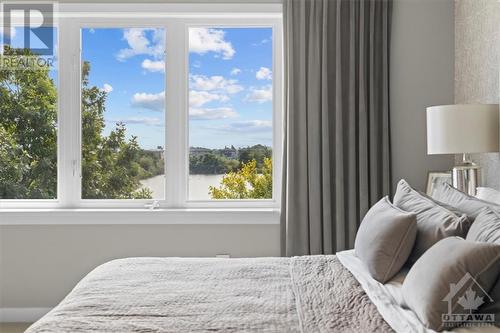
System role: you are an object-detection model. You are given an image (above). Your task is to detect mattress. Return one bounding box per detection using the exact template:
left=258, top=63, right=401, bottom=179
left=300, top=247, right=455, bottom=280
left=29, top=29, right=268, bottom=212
left=26, top=255, right=392, bottom=332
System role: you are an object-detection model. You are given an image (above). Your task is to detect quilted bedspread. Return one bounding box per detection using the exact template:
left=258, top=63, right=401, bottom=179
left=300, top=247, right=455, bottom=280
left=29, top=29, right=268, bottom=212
left=26, top=255, right=393, bottom=332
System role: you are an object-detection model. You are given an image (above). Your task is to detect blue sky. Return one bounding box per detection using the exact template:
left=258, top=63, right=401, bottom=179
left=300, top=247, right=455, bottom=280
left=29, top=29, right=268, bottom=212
left=81, top=27, right=273, bottom=149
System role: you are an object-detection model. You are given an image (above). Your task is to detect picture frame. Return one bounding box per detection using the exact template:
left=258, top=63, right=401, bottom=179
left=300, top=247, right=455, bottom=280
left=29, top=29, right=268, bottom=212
left=426, top=171, right=452, bottom=196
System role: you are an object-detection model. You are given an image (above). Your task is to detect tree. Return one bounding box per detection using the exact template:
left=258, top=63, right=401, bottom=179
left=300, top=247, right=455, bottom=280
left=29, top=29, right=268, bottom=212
left=209, top=158, right=272, bottom=199
left=0, top=46, right=57, bottom=198
left=81, top=61, right=153, bottom=199
left=0, top=47, right=157, bottom=199
left=238, top=144, right=271, bottom=171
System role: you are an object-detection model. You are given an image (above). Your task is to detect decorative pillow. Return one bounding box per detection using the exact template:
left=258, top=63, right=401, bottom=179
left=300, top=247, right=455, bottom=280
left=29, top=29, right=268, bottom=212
left=402, top=237, right=500, bottom=331
left=466, top=208, right=500, bottom=244
left=476, top=187, right=500, bottom=206
left=432, top=183, right=500, bottom=220
left=354, top=196, right=417, bottom=283
left=393, top=179, right=471, bottom=264
left=466, top=208, right=500, bottom=323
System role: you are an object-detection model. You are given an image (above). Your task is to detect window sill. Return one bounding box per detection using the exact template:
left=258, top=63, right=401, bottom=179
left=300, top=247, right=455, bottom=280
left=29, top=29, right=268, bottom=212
left=0, top=208, right=280, bottom=225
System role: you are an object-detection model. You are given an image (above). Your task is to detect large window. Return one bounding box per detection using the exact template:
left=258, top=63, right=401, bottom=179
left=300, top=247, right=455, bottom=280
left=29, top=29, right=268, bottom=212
left=0, top=3, right=282, bottom=209
left=81, top=28, right=166, bottom=200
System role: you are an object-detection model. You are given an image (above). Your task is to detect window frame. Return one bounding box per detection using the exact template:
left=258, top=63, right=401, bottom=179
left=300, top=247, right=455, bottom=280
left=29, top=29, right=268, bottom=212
left=0, top=3, right=283, bottom=210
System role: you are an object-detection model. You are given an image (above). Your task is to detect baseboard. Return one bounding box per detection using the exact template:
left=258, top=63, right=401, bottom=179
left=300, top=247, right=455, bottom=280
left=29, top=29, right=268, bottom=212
left=0, top=307, right=51, bottom=323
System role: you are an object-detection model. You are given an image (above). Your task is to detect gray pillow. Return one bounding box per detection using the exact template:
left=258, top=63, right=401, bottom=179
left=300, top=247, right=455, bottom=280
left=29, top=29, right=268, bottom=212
left=466, top=207, right=500, bottom=244
left=432, top=182, right=500, bottom=220
left=466, top=208, right=500, bottom=323
left=402, top=237, right=500, bottom=331
left=355, top=196, right=417, bottom=283
left=393, top=179, right=471, bottom=264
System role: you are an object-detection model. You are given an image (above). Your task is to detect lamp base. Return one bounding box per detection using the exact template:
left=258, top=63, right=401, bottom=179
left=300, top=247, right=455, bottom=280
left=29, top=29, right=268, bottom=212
left=452, top=156, right=480, bottom=196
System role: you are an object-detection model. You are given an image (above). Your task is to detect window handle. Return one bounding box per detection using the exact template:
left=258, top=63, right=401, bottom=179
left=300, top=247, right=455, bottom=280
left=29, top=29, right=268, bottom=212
left=144, top=200, right=160, bottom=210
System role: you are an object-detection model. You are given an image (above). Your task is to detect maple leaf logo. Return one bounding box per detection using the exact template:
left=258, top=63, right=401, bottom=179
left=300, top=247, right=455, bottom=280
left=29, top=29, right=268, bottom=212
left=458, top=288, right=484, bottom=313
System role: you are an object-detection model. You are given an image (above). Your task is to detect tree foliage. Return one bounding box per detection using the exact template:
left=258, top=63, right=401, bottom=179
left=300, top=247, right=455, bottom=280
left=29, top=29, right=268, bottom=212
left=0, top=49, right=162, bottom=199
left=81, top=61, right=156, bottom=199
left=209, top=157, right=272, bottom=199
left=0, top=47, right=57, bottom=198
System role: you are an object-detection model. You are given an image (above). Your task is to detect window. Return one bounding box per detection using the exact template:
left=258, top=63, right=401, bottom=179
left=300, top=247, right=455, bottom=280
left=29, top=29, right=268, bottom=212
left=188, top=27, right=274, bottom=201
left=0, top=3, right=282, bottom=209
left=81, top=28, right=166, bottom=200
left=0, top=26, right=58, bottom=199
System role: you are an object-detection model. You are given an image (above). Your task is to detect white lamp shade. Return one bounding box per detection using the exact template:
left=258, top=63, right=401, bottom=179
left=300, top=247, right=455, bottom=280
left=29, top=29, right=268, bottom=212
left=427, top=104, right=499, bottom=154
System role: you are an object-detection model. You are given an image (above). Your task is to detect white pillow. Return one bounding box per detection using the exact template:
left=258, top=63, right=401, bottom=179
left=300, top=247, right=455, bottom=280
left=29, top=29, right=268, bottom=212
left=476, top=187, right=500, bottom=205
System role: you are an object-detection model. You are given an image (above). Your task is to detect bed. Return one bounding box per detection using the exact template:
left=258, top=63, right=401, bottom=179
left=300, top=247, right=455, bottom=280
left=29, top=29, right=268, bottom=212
left=26, top=252, right=499, bottom=333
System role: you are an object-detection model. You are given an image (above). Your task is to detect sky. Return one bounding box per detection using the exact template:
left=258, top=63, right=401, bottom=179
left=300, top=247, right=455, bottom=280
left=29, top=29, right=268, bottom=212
left=81, top=27, right=274, bottom=150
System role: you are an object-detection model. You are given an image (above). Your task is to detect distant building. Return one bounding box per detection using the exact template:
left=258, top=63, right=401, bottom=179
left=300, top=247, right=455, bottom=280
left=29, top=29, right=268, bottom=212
left=219, top=146, right=238, bottom=159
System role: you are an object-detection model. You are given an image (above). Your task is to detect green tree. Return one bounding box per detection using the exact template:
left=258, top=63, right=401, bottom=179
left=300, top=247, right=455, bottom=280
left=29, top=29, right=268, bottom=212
left=0, top=47, right=157, bottom=199
left=209, top=158, right=272, bottom=199
left=0, top=46, right=57, bottom=198
left=81, top=61, right=152, bottom=199
left=238, top=144, right=272, bottom=171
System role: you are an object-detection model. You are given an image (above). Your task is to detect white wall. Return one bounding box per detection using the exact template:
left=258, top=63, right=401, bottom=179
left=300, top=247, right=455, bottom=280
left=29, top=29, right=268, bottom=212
left=0, top=220, right=280, bottom=309
left=390, top=0, right=455, bottom=191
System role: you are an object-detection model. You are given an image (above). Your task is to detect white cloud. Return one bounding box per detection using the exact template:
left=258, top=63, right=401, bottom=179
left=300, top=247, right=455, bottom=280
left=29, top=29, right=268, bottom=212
left=131, top=91, right=165, bottom=111
left=245, top=85, right=272, bottom=103
left=190, top=107, right=238, bottom=120
left=252, top=38, right=270, bottom=46
left=214, top=120, right=272, bottom=132
left=256, top=67, right=272, bottom=80
left=190, top=75, right=243, bottom=94
left=108, top=117, right=162, bottom=126
left=102, top=83, right=113, bottom=93
left=142, top=59, right=165, bottom=73
left=189, top=90, right=229, bottom=107
left=189, top=28, right=235, bottom=60
left=230, top=68, right=241, bottom=76
left=116, top=28, right=164, bottom=61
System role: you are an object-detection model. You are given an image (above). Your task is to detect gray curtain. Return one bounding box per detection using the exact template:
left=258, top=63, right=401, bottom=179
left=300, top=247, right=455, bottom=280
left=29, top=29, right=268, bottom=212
left=281, top=0, right=392, bottom=256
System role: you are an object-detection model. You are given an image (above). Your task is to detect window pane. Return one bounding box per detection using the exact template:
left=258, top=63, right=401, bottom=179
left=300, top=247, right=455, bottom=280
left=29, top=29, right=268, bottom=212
left=0, top=27, right=58, bottom=199
left=81, top=28, right=165, bottom=200
left=188, top=27, right=273, bottom=200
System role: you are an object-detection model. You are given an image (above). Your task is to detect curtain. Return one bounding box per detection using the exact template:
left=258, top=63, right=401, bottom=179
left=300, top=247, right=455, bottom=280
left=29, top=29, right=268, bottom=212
left=281, top=0, right=392, bottom=256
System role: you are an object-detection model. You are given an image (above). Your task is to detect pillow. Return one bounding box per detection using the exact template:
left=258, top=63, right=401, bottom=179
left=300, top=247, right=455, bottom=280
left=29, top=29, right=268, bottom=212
left=402, top=237, right=500, bottom=331
left=466, top=207, right=500, bottom=244
left=393, top=179, right=471, bottom=264
left=476, top=187, right=500, bottom=205
left=466, top=208, right=500, bottom=323
left=354, top=196, right=417, bottom=283
left=432, top=182, right=500, bottom=220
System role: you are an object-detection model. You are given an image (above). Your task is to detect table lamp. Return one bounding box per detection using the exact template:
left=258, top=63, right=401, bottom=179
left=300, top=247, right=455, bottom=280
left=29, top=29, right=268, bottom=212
left=426, top=104, right=500, bottom=195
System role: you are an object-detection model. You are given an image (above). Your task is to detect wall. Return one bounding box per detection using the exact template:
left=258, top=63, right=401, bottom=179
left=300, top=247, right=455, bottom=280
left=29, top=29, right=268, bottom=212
left=390, top=0, right=455, bottom=191
left=455, top=0, right=500, bottom=189
left=0, top=218, right=280, bottom=310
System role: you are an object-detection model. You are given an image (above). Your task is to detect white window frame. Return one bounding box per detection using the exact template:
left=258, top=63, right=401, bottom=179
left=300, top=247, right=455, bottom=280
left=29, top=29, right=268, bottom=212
left=0, top=3, right=283, bottom=210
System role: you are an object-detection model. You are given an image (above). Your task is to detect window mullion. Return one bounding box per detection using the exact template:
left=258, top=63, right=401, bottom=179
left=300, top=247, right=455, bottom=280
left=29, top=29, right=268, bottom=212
left=58, top=19, right=80, bottom=208
left=165, top=20, right=188, bottom=208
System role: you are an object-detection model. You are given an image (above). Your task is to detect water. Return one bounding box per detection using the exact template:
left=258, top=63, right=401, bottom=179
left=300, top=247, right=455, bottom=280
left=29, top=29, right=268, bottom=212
left=140, top=174, right=224, bottom=200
